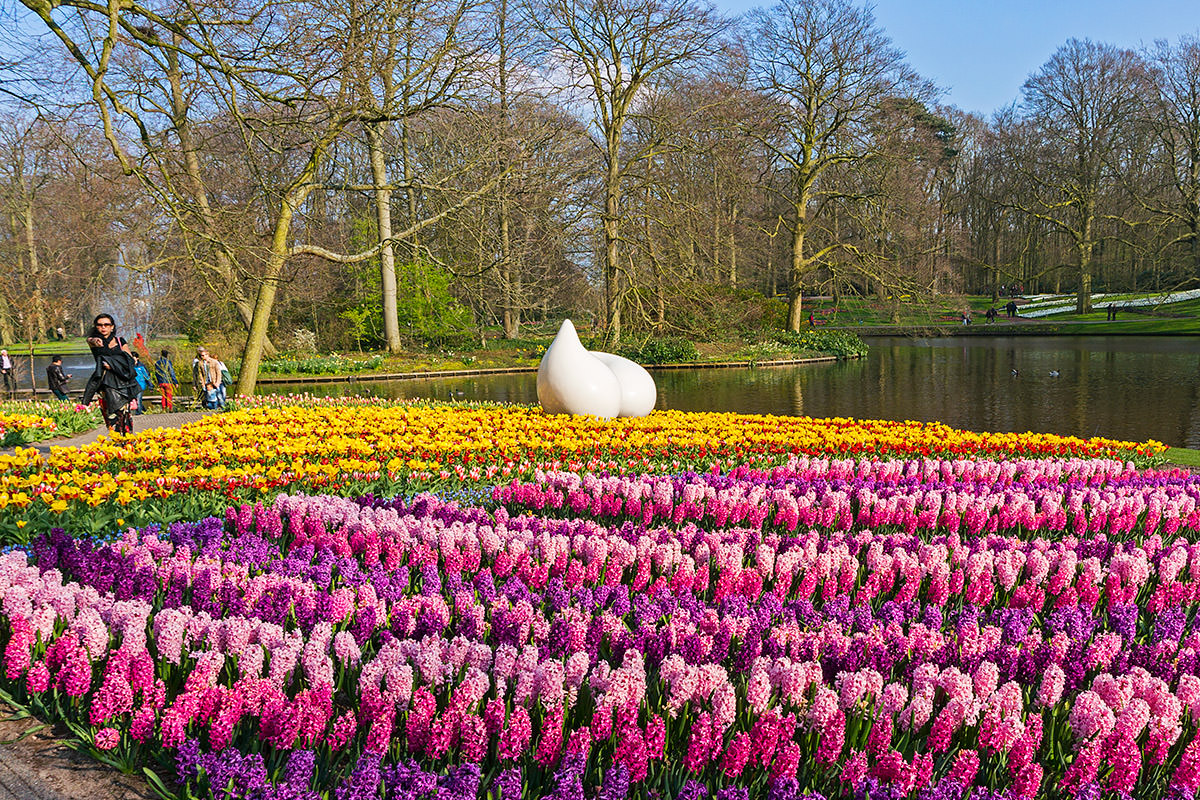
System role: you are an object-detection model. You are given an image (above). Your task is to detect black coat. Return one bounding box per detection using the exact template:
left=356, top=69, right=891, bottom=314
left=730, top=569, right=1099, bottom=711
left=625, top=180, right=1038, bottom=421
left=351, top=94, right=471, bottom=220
left=81, top=337, right=141, bottom=406
left=46, top=363, right=69, bottom=393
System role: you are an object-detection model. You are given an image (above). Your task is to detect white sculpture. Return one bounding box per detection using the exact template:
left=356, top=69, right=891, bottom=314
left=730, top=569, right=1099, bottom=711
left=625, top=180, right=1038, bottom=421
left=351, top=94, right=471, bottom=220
left=537, top=319, right=657, bottom=418
left=592, top=351, right=657, bottom=417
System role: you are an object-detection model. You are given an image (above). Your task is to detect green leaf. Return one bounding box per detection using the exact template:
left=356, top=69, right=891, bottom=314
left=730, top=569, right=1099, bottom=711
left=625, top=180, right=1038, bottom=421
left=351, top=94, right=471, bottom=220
left=142, top=767, right=177, bottom=800
left=0, top=722, right=49, bottom=744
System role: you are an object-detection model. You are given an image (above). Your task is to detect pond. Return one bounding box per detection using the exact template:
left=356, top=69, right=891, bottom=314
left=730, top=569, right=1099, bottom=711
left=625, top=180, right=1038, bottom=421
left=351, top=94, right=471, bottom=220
left=17, top=336, right=1200, bottom=447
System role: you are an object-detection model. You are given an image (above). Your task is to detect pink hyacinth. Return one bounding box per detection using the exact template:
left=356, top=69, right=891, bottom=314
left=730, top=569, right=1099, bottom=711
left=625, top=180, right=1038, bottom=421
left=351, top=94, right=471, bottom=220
left=1037, top=664, right=1066, bottom=707
left=947, top=749, right=980, bottom=786
left=93, top=727, right=119, bottom=751
left=498, top=705, right=532, bottom=761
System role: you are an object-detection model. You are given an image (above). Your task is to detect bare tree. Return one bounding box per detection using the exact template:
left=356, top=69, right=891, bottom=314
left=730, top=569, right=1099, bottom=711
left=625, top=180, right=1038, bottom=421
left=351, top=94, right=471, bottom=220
left=339, top=0, right=484, bottom=352
left=1019, top=39, right=1148, bottom=312
left=745, top=0, right=925, bottom=331
left=1143, top=35, right=1200, bottom=279
left=531, top=0, right=722, bottom=342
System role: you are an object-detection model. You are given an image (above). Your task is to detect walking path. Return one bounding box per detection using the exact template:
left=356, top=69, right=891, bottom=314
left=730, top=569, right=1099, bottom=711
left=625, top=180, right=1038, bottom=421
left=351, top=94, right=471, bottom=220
left=6, top=410, right=215, bottom=457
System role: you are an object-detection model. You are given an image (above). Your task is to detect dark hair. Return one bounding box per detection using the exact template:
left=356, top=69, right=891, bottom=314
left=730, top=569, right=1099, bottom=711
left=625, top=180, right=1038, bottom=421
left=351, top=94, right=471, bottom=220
left=51, top=355, right=62, bottom=363
left=90, top=314, right=116, bottom=339
left=161, top=350, right=170, bottom=358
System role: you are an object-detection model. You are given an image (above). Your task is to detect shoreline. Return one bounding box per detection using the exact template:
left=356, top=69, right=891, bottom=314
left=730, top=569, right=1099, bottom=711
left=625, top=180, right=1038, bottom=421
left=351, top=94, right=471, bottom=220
left=253, top=354, right=841, bottom=385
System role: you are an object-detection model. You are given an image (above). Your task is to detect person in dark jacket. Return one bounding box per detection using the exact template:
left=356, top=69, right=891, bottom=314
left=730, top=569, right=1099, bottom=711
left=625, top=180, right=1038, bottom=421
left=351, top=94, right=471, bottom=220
left=154, top=350, right=178, bottom=411
left=46, top=355, right=71, bottom=400
left=81, top=314, right=140, bottom=434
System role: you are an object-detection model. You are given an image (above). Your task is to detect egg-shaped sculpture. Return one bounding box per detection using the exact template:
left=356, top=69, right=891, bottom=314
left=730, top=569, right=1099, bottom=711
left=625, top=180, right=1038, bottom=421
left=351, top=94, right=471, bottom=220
left=592, top=351, right=657, bottom=417
left=536, top=319, right=622, bottom=418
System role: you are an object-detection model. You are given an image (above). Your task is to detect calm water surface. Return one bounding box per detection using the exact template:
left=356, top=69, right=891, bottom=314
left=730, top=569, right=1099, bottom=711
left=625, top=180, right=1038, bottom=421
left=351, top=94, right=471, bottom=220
left=257, top=336, right=1200, bottom=449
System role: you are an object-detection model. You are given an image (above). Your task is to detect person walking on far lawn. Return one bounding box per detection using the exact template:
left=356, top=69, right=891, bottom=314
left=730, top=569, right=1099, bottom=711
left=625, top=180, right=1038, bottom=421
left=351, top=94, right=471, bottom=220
left=46, top=355, right=71, bottom=400
left=154, top=350, right=178, bottom=411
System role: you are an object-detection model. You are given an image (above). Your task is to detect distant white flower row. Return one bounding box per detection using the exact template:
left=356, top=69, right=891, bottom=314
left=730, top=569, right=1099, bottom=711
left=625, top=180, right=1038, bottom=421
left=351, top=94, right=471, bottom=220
left=1019, top=289, right=1200, bottom=318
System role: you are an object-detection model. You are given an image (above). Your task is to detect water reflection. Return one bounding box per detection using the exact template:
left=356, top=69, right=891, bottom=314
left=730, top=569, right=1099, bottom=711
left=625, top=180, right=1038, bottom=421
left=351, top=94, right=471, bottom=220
left=253, top=335, right=1200, bottom=448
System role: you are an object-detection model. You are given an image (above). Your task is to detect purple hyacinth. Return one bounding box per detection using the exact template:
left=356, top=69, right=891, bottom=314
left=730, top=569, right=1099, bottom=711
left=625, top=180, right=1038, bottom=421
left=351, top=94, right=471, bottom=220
left=492, top=768, right=522, bottom=800
left=597, top=764, right=629, bottom=800
left=715, top=789, right=750, bottom=800
left=335, top=753, right=382, bottom=800
left=439, top=764, right=481, bottom=800
left=545, top=753, right=586, bottom=800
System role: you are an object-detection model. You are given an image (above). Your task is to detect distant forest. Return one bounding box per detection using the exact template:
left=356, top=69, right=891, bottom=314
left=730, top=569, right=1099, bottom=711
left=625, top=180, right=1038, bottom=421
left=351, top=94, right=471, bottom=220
left=1, top=0, right=1198, bottom=377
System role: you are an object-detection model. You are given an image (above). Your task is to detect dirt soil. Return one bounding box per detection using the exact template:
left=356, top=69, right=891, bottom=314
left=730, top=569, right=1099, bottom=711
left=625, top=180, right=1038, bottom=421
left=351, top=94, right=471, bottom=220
left=0, top=703, right=156, bottom=800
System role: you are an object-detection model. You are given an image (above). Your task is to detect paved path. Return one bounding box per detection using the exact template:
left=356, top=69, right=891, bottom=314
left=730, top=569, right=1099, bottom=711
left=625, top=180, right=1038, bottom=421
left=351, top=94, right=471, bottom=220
left=8, top=410, right=215, bottom=457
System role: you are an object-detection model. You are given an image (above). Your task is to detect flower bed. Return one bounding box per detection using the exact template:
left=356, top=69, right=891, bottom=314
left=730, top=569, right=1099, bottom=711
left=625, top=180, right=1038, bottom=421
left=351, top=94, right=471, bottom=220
left=0, top=406, right=1164, bottom=542
left=1, top=452, right=1199, bottom=798
left=0, top=399, right=102, bottom=446
left=0, top=411, right=57, bottom=447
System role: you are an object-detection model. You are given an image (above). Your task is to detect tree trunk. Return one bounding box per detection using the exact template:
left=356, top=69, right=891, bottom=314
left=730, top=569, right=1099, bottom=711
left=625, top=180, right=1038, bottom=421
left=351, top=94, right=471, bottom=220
left=235, top=193, right=303, bottom=397
left=234, top=122, right=337, bottom=395
left=0, top=295, right=14, bottom=346
left=728, top=204, right=738, bottom=287
left=499, top=197, right=518, bottom=338
left=787, top=206, right=806, bottom=332
left=368, top=123, right=403, bottom=353
left=1076, top=205, right=1094, bottom=314
left=167, top=42, right=277, bottom=357
left=603, top=153, right=622, bottom=343
left=497, top=0, right=518, bottom=340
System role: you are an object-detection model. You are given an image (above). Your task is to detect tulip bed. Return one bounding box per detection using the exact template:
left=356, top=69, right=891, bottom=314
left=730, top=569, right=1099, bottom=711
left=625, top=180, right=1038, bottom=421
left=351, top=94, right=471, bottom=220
left=0, top=399, right=104, bottom=447
left=0, top=411, right=58, bottom=446
left=0, top=405, right=1165, bottom=543
left=2, top=428, right=1200, bottom=799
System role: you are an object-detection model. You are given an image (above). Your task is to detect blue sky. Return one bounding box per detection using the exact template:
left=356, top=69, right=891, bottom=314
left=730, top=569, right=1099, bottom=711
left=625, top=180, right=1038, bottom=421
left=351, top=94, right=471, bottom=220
left=719, top=0, right=1200, bottom=115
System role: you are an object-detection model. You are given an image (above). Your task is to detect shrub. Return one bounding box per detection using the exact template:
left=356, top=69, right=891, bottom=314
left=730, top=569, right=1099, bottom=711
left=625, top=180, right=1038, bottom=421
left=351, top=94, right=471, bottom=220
left=396, top=260, right=477, bottom=350
left=640, top=284, right=786, bottom=341
left=617, top=336, right=698, bottom=364
left=288, top=328, right=319, bottom=355
left=256, top=354, right=385, bottom=375
left=773, top=329, right=868, bottom=359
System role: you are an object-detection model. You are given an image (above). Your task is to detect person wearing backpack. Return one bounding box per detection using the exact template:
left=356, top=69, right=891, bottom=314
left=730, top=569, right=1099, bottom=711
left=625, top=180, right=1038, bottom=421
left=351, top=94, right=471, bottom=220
left=154, top=350, right=179, bottom=411
left=131, top=353, right=152, bottom=415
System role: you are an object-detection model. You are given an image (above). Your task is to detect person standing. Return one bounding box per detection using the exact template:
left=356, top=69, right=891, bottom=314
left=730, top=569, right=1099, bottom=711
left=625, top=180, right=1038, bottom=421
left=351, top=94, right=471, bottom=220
left=215, top=355, right=232, bottom=408
left=197, top=351, right=223, bottom=409
left=46, top=355, right=71, bottom=400
left=192, top=347, right=208, bottom=405
left=0, top=350, right=14, bottom=399
left=81, top=314, right=140, bottom=434
left=154, top=350, right=178, bottom=411
left=131, top=353, right=152, bottom=415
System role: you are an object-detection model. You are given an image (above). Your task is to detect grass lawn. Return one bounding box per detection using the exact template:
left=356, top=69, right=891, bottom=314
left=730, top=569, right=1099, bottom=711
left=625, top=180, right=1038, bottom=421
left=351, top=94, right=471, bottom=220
left=1166, top=446, right=1200, bottom=468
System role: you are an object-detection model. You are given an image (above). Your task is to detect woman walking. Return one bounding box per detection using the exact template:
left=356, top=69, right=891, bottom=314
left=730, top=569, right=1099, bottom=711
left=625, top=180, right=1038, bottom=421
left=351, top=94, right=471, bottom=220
left=81, top=314, right=141, bottom=434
